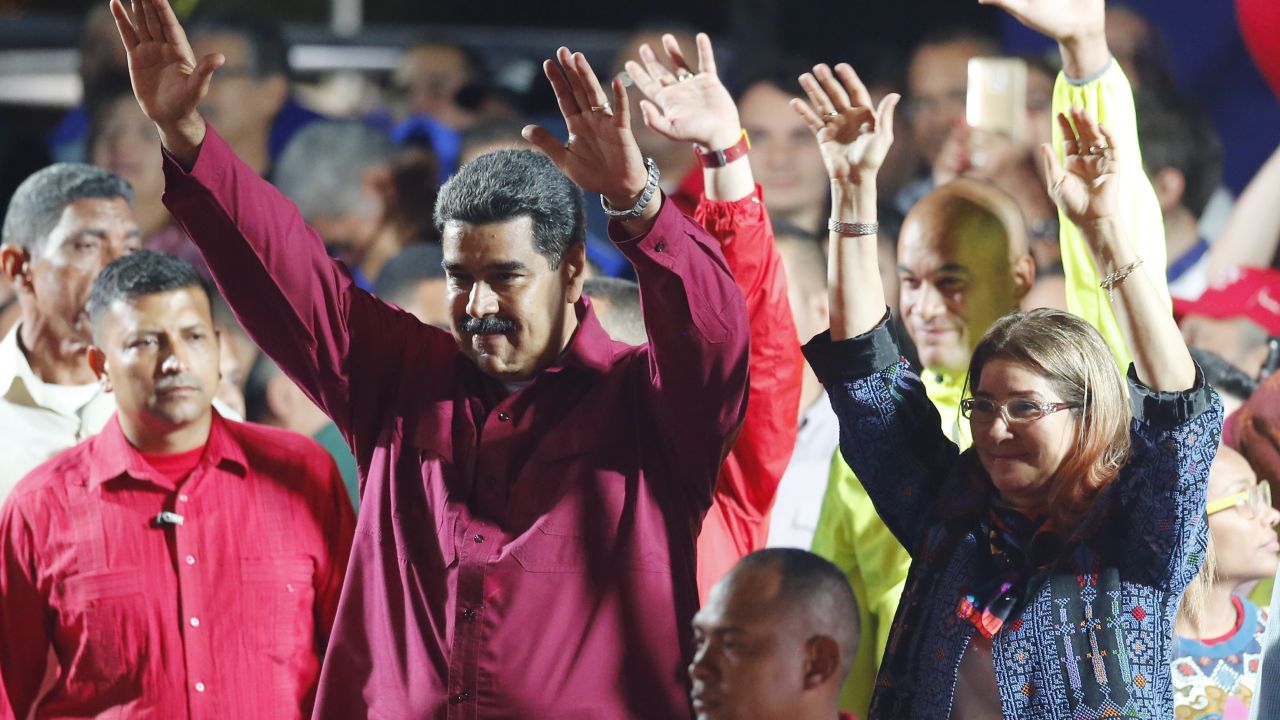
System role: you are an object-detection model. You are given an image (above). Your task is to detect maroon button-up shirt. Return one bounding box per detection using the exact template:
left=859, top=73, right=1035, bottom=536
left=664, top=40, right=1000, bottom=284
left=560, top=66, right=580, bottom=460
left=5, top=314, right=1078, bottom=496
left=161, top=127, right=751, bottom=719
left=0, top=413, right=353, bottom=720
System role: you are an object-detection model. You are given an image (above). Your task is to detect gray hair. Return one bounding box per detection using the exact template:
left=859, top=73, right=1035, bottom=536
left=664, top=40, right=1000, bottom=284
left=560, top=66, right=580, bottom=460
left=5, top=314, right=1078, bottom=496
left=583, top=277, right=645, bottom=345
left=434, top=149, right=584, bottom=269
left=2, top=163, right=133, bottom=254
left=273, top=120, right=395, bottom=221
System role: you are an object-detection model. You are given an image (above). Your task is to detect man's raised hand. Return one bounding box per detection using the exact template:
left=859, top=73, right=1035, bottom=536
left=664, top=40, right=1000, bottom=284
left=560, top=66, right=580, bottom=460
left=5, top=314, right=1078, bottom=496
left=110, top=0, right=223, bottom=163
left=790, top=63, right=899, bottom=188
left=624, top=33, right=740, bottom=151
left=522, top=48, right=656, bottom=223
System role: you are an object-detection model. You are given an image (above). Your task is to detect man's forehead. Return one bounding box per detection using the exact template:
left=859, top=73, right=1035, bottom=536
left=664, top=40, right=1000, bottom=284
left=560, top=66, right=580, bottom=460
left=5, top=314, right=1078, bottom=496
left=442, top=217, right=542, bottom=263
left=108, top=288, right=212, bottom=329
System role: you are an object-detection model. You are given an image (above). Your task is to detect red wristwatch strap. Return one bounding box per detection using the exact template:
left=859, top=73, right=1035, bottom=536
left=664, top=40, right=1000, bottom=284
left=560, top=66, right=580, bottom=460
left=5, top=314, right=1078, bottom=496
left=694, top=129, right=751, bottom=168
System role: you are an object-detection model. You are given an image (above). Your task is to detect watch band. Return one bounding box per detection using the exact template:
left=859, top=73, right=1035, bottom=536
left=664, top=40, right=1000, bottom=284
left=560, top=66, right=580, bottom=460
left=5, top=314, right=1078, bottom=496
left=601, top=157, right=661, bottom=219
left=694, top=129, right=751, bottom=168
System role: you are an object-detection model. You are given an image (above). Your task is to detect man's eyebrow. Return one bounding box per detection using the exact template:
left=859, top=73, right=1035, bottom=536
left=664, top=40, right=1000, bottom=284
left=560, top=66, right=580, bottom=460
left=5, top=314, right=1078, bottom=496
left=443, top=261, right=529, bottom=273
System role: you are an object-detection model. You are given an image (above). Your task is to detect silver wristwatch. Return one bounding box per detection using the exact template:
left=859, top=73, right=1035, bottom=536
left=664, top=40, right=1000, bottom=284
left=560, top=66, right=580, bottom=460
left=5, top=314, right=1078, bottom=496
left=600, top=157, right=661, bottom=219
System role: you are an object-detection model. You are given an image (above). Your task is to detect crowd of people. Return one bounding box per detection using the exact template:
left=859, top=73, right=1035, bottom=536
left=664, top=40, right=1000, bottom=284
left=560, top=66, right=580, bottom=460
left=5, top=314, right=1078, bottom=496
left=0, top=0, right=1279, bottom=718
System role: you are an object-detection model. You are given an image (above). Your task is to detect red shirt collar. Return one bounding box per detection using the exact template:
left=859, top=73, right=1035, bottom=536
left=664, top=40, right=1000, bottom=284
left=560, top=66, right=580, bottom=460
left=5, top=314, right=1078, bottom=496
left=87, top=410, right=248, bottom=491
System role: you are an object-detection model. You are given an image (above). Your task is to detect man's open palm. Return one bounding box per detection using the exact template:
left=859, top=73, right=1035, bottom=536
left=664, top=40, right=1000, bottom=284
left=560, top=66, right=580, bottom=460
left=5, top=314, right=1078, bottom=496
left=111, top=0, right=223, bottom=127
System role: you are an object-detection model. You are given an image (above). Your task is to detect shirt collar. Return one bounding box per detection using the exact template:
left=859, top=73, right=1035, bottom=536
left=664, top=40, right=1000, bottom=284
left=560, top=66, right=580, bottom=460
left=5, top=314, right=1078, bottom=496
left=87, top=410, right=248, bottom=491
left=0, top=324, right=25, bottom=403
left=0, top=323, right=104, bottom=414
left=923, top=365, right=972, bottom=447
left=547, top=297, right=615, bottom=377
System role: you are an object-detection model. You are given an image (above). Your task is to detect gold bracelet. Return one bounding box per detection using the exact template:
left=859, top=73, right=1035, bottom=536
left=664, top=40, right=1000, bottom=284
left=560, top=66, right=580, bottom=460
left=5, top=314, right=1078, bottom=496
left=1099, top=258, right=1144, bottom=302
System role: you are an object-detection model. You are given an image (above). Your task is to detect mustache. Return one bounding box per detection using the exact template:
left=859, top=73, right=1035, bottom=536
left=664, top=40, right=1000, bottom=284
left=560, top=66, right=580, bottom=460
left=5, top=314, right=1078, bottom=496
left=154, top=375, right=200, bottom=392
left=459, top=316, right=517, bottom=335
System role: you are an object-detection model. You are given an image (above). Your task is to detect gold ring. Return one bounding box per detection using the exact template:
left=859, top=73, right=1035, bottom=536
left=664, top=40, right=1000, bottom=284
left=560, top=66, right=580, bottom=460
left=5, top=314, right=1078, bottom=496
left=676, top=68, right=695, bottom=82
left=590, top=102, right=612, bottom=113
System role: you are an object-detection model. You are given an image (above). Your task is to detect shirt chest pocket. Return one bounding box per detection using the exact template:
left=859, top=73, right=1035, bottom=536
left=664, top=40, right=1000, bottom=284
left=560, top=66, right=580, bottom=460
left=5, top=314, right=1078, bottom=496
left=241, top=556, right=317, bottom=664
left=511, top=438, right=670, bottom=574
left=57, top=567, right=148, bottom=693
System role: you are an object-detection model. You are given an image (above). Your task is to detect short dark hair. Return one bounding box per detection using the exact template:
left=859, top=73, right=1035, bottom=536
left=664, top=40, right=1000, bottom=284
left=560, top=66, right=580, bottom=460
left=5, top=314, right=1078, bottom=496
left=433, top=149, right=585, bottom=269
left=583, top=277, right=644, bottom=343
left=735, top=56, right=813, bottom=102
left=373, top=242, right=446, bottom=305
left=190, top=12, right=290, bottom=79
left=2, top=163, right=133, bottom=254
left=1136, top=91, right=1223, bottom=217
left=88, top=251, right=206, bottom=333
left=459, top=117, right=531, bottom=160
left=913, top=25, right=1000, bottom=57
left=731, top=549, right=860, bottom=677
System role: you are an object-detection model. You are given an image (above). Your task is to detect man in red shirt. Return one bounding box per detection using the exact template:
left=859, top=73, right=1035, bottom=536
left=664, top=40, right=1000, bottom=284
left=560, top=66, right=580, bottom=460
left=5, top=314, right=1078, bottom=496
left=111, top=1, right=750, bottom=717
left=0, top=250, right=354, bottom=720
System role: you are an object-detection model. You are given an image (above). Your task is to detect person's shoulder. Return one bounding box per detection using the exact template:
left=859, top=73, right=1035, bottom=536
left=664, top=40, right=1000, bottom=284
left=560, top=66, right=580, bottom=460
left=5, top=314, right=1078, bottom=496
left=5, top=439, right=95, bottom=508
left=224, top=419, right=333, bottom=466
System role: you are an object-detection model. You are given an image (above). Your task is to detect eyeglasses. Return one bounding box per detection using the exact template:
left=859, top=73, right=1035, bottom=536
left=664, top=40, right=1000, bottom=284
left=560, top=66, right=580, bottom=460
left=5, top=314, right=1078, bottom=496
left=959, top=397, right=1079, bottom=425
left=1206, top=480, right=1273, bottom=520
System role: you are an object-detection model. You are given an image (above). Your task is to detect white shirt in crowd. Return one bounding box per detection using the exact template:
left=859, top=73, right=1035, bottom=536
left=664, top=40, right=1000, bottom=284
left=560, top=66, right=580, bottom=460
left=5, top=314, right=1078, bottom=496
left=766, top=391, right=840, bottom=550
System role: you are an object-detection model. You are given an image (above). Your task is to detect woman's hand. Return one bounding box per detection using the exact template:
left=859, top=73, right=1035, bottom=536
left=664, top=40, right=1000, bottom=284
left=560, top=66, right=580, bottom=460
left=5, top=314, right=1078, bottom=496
left=790, top=63, right=899, bottom=189
left=1040, top=108, right=1121, bottom=226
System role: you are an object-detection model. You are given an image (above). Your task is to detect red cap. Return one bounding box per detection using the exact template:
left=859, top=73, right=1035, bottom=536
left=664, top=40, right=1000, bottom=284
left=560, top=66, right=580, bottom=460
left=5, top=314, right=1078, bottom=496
left=1173, top=266, right=1280, bottom=335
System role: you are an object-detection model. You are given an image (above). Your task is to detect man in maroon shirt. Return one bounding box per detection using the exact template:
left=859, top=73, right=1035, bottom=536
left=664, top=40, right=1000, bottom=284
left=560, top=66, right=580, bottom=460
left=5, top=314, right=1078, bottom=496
left=111, top=1, right=750, bottom=717
left=0, top=250, right=354, bottom=719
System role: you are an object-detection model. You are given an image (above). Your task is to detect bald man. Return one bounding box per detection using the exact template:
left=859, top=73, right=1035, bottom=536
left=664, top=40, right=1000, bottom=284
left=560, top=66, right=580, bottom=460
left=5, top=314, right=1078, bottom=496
left=690, top=548, right=860, bottom=720
left=811, top=179, right=1036, bottom=716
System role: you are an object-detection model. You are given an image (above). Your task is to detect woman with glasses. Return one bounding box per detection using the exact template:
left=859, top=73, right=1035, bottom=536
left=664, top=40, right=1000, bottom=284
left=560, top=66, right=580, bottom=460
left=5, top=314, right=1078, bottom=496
left=1172, top=446, right=1278, bottom=720
left=794, top=61, right=1222, bottom=719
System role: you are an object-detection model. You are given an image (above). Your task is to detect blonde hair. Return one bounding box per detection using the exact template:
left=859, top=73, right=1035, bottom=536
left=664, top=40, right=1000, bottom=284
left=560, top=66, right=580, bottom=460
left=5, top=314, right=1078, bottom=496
left=965, top=309, right=1132, bottom=531
left=1177, top=533, right=1217, bottom=634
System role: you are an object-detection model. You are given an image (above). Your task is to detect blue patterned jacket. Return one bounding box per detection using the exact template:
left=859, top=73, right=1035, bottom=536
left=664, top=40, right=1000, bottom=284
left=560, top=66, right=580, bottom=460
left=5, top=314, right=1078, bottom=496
left=804, top=319, right=1222, bottom=720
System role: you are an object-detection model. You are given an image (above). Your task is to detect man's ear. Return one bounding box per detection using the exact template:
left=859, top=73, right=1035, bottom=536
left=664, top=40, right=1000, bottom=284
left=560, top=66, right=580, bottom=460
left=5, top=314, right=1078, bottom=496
left=562, top=242, right=587, bottom=305
left=1011, top=253, right=1037, bottom=302
left=802, top=635, right=842, bottom=690
left=0, top=244, right=31, bottom=290
left=1151, top=167, right=1186, bottom=213
left=87, top=346, right=112, bottom=393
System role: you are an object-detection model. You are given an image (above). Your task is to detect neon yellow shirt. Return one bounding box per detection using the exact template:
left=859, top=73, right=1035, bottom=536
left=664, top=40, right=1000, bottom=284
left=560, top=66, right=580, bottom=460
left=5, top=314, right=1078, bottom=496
left=1053, top=59, right=1170, bottom=370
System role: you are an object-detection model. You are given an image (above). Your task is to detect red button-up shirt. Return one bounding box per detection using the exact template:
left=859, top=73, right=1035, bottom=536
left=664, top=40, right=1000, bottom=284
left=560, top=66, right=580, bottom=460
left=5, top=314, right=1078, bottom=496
left=161, top=127, right=751, bottom=719
left=0, top=412, right=354, bottom=720
left=693, top=189, right=802, bottom=600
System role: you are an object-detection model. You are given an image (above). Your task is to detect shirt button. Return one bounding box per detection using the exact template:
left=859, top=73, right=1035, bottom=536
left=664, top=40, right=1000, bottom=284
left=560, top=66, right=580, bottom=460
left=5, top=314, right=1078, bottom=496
left=497, top=411, right=510, bottom=422
left=462, top=608, right=477, bottom=621
left=450, top=691, right=471, bottom=704
left=654, top=241, right=666, bottom=253
left=178, top=494, right=189, bottom=503
left=472, top=534, right=484, bottom=544
left=195, top=682, right=206, bottom=692
left=189, top=617, right=200, bottom=628
left=185, top=555, right=196, bottom=566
